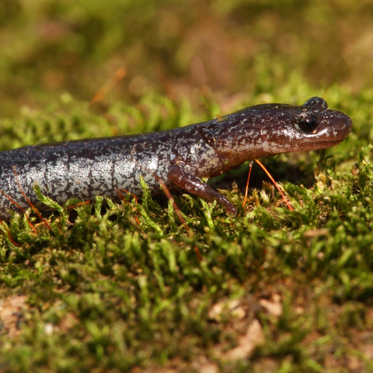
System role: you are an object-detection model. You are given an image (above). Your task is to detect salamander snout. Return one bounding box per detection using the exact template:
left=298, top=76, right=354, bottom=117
left=301, top=97, right=352, bottom=140
left=326, top=111, right=353, bottom=141
left=340, top=113, right=353, bottom=137
left=292, top=109, right=352, bottom=144
left=281, top=107, right=353, bottom=153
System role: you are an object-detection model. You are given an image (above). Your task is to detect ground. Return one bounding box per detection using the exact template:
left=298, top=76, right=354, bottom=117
left=0, top=1, right=372, bottom=372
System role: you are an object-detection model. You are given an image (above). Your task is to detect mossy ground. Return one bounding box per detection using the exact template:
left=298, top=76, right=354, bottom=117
left=0, top=86, right=371, bottom=372
left=1, top=1, right=373, bottom=372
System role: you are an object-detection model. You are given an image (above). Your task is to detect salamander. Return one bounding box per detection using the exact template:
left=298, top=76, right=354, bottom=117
left=0, top=97, right=352, bottom=219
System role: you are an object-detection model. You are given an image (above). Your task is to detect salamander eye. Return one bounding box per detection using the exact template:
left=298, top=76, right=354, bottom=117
left=293, top=114, right=318, bottom=133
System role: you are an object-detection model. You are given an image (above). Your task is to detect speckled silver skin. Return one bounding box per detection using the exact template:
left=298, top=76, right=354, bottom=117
left=0, top=97, right=352, bottom=219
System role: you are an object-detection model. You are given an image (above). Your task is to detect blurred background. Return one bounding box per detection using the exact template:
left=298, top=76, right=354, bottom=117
left=0, top=0, right=372, bottom=118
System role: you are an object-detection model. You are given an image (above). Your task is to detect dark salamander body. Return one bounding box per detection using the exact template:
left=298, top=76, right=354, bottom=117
left=0, top=97, right=352, bottom=219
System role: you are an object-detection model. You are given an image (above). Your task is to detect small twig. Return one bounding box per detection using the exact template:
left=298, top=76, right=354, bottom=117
left=67, top=200, right=91, bottom=210
left=0, top=189, right=37, bottom=234
left=242, top=161, right=254, bottom=207
left=91, top=67, right=127, bottom=103
left=0, top=220, right=20, bottom=247
left=254, top=159, right=293, bottom=211
left=116, top=188, right=140, bottom=224
left=13, top=167, right=51, bottom=230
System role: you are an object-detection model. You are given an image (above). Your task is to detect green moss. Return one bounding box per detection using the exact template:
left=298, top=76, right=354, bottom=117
left=0, top=1, right=372, bottom=372
left=0, top=82, right=368, bottom=371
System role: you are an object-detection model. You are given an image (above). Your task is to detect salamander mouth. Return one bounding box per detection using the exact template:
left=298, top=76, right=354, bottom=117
left=307, top=139, right=344, bottom=150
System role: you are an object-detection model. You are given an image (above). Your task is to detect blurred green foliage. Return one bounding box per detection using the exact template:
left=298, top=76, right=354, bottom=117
left=1, top=0, right=373, bottom=117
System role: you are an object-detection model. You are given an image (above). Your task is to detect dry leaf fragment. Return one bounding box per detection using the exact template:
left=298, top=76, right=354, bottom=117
left=224, top=319, right=265, bottom=360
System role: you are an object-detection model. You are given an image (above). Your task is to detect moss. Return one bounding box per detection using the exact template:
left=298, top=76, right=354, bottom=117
left=0, top=1, right=372, bottom=372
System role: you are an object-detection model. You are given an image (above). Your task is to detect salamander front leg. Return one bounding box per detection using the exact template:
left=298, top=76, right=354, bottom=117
left=168, top=164, right=237, bottom=215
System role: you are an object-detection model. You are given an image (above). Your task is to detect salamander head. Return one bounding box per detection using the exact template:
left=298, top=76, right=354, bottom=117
left=254, top=96, right=352, bottom=153
left=200, top=97, right=352, bottom=169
